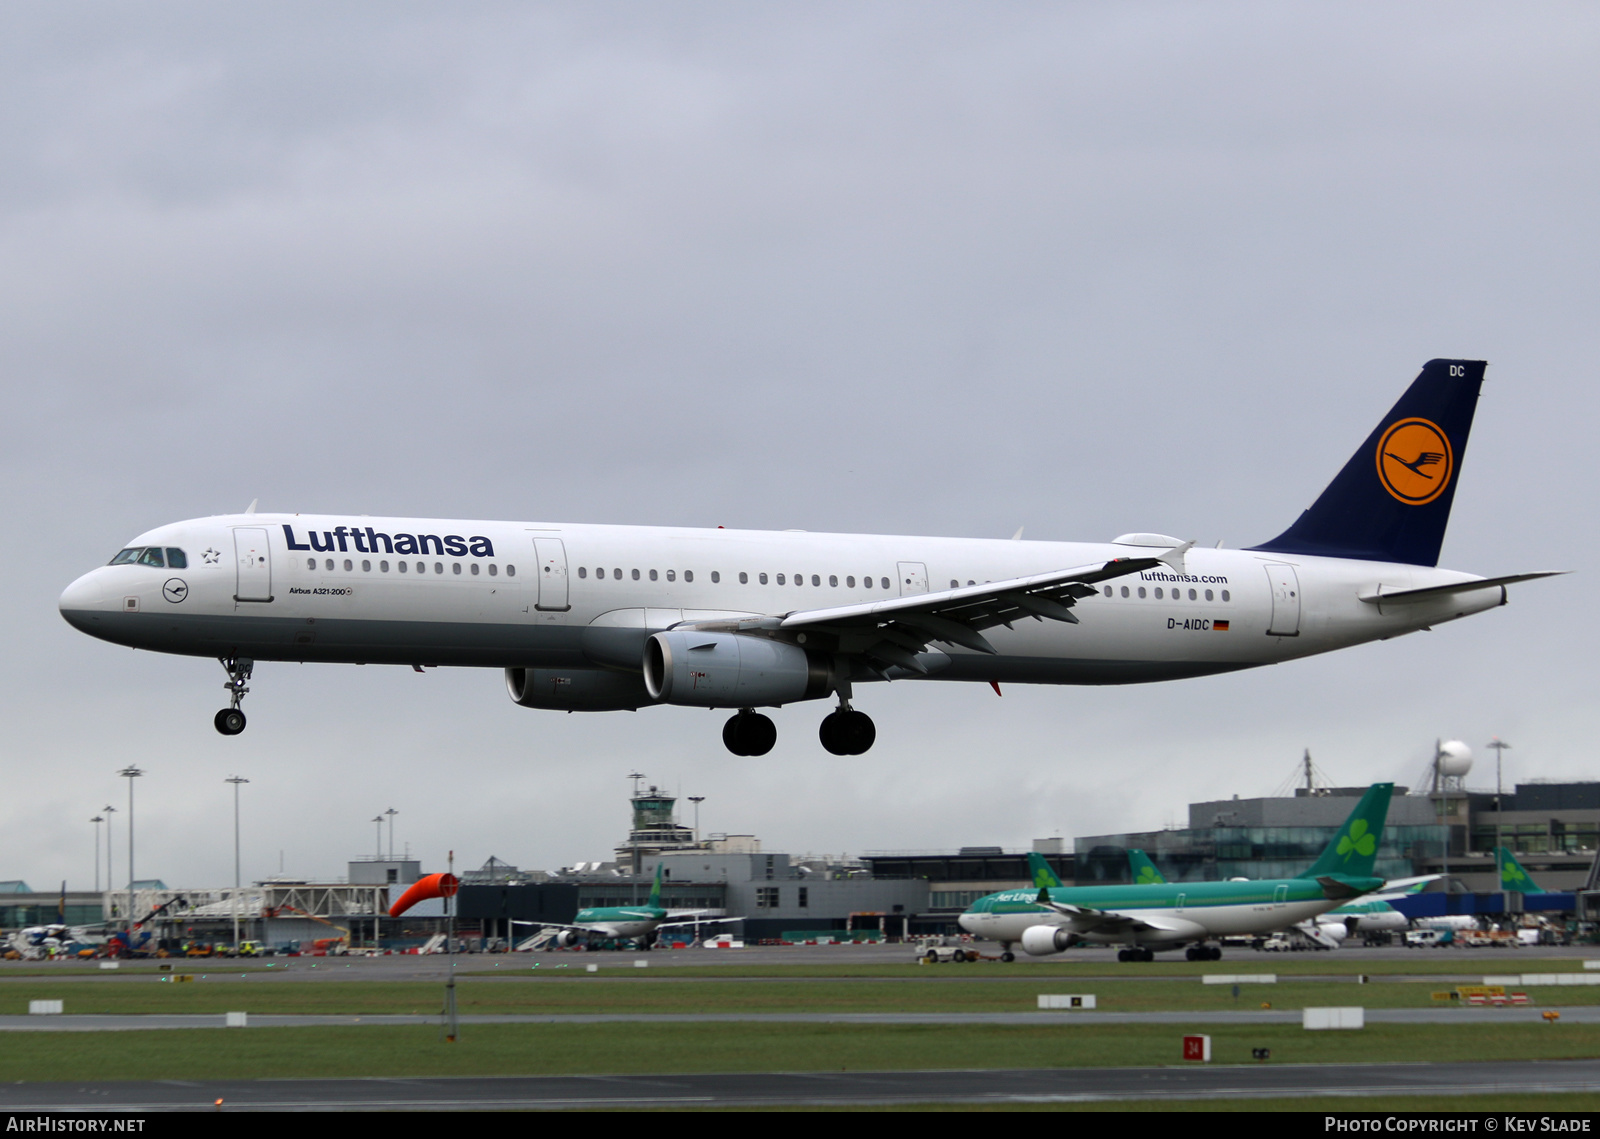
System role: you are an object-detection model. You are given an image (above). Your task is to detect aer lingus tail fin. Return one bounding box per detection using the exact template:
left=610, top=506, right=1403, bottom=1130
left=648, top=862, right=663, bottom=909
left=1026, top=852, right=1063, bottom=889
left=1128, top=850, right=1166, bottom=885
left=1497, top=847, right=1544, bottom=894
left=1297, top=783, right=1395, bottom=881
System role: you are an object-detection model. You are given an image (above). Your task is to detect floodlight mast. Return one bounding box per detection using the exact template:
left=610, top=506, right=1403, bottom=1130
left=226, top=776, right=249, bottom=949
left=117, top=767, right=143, bottom=939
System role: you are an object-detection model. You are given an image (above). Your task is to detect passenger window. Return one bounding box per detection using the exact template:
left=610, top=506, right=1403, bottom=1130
left=684, top=570, right=693, bottom=582
left=759, top=573, right=768, bottom=585
left=1188, top=588, right=1197, bottom=600
left=950, top=580, right=959, bottom=589
left=380, top=560, right=389, bottom=572
left=1204, top=589, right=1213, bottom=601
left=362, top=560, right=371, bottom=572
left=632, top=569, right=640, bottom=581
left=326, top=559, right=336, bottom=571
left=1137, top=587, right=1146, bottom=598
left=880, top=577, right=889, bottom=589
left=794, top=573, right=802, bottom=586
left=611, top=568, right=619, bottom=580
left=471, top=563, right=479, bottom=576
left=829, top=575, right=838, bottom=587
left=967, top=580, right=975, bottom=586
left=344, top=559, right=353, bottom=571
left=489, top=564, right=498, bottom=577
left=1221, top=589, right=1230, bottom=602
left=435, top=562, right=443, bottom=574
left=1154, top=588, right=1164, bottom=599
left=667, top=570, right=676, bottom=582
left=578, top=567, right=587, bottom=579
left=846, top=576, right=855, bottom=588
left=453, top=563, right=462, bottom=575
left=711, top=571, right=720, bottom=583
left=416, top=562, right=425, bottom=574
left=776, top=574, right=785, bottom=585
left=811, top=574, right=820, bottom=587
left=1121, top=586, right=1129, bottom=598
left=507, top=565, right=516, bottom=577
left=739, top=572, right=748, bottom=584
left=166, top=548, right=187, bottom=569
left=649, top=569, right=658, bottom=581
left=1103, top=587, right=1112, bottom=598
left=306, top=558, right=316, bottom=571
left=399, top=561, right=409, bottom=573
left=138, top=548, right=165, bottom=568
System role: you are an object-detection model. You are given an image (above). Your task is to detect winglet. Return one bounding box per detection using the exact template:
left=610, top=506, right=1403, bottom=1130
left=1157, top=541, right=1195, bottom=577
left=244, top=498, right=258, bottom=515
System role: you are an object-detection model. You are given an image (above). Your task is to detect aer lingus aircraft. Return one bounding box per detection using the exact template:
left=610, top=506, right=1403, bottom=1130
left=1496, top=847, right=1547, bottom=894
left=516, top=863, right=739, bottom=950
left=59, top=359, right=1558, bottom=755
left=960, top=783, right=1395, bottom=961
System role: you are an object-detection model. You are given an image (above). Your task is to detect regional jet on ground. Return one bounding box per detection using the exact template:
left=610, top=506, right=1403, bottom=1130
left=959, top=784, right=1395, bottom=961
left=59, top=360, right=1557, bottom=754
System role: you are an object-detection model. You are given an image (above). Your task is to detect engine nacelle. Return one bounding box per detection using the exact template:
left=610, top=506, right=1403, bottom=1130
left=642, top=631, right=832, bottom=708
left=1019, top=923, right=1076, bottom=957
left=553, top=929, right=585, bottom=948
left=505, top=668, right=649, bottom=712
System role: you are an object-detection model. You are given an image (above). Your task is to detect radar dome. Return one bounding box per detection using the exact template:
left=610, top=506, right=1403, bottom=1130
left=1437, top=739, right=1473, bottom=777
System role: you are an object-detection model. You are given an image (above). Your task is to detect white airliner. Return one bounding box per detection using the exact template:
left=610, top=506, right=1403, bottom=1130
left=59, top=360, right=1556, bottom=754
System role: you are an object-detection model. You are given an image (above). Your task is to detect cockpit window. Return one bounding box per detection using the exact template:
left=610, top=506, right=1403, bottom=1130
left=165, top=548, right=187, bottom=569
left=137, top=548, right=166, bottom=568
left=109, top=549, right=141, bottom=566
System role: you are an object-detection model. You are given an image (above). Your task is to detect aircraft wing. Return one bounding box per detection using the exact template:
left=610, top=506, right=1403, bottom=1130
left=1031, top=894, right=1192, bottom=938
left=656, top=915, right=744, bottom=930
left=691, top=548, right=1189, bottom=675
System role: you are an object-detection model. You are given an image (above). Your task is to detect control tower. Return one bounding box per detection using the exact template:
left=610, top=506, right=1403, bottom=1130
left=613, top=774, right=702, bottom=873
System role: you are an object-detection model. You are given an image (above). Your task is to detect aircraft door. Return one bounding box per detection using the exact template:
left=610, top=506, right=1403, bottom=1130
left=897, top=562, right=929, bottom=597
left=233, top=528, right=273, bottom=602
left=1264, top=564, right=1301, bottom=636
left=533, top=538, right=571, bottom=612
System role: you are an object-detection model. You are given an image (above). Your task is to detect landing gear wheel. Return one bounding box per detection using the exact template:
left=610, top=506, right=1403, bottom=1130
left=722, top=711, right=776, bottom=756
left=216, top=656, right=254, bottom=736
left=819, top=709, right=876, bottom=755
left=214, top=708, right=246, bottom=736
left=1001, top=951, right=1015, bottom=963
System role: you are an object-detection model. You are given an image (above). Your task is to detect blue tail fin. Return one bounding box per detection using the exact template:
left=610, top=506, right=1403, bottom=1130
left=1248, top=359, right=1484, bottom=566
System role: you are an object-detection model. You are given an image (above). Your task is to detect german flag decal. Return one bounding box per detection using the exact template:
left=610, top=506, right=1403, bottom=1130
left=1213, top=620, right=1230, bottom=631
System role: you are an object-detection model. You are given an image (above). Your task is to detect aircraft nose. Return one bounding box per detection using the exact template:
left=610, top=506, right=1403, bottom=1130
left=59, top=570, right=109, bottom=631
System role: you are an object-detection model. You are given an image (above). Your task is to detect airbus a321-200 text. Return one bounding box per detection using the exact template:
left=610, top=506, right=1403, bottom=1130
left=59, top=360, right=1557, bottom=755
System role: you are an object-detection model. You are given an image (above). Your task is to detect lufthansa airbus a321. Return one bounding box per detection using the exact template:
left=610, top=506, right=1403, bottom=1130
left=59, top=360, right=1557, bottom=755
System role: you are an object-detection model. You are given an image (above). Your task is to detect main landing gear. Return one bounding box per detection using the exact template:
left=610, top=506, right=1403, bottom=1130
left=723, top=710, right=777, bottom=756
left=214, top=656, right=253, bottom=736
left=1118, top=947, right=1156, bottom=962
left=818, top=706, right=875, bottom=756
left=1185, top=944, right=1222, bottom=961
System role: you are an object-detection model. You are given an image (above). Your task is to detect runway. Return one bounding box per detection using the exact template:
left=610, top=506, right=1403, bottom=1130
left=2, top=1060, right=1598, bottom=1110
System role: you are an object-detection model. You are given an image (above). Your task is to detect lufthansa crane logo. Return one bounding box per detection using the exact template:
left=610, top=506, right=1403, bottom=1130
left=1376, top=417, right=1453, bottom=505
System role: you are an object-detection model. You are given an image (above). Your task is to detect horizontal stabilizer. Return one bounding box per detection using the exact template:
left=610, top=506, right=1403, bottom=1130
left=1358, top=571, right=1565, bottom=605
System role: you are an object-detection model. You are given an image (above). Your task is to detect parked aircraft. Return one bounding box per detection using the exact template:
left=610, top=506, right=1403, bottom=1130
left=522, top=864, right=739, bottom=950
left=59, top=360, right=1558, bottom=754
left=959, top=784, right=1395, bottom=961
left=1497, top=847, right=1547, bottom=894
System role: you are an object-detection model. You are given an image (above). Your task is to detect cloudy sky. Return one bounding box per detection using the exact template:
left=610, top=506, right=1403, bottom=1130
left=5, top=3, right=1596, bottom=890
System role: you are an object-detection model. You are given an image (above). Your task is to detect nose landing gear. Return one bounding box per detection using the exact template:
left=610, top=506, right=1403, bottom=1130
left=214, top=656, right=254, bottom=736
left=722, top=709, right=777, bottom=756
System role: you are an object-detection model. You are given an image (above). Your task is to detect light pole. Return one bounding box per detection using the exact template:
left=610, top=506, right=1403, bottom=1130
left=102, top=806, right=116, bottom=917
left=385, top=808, right=398, bottom=862
left=117, top=767, right=143, bottom=937
left=1487, top=737, right=1512, bottom=853
left=688, top=796, right=705, bottom=845
left=91, top=816, right=104, bottom=893
left=373, top=815, right=384, bottom=859
left=227, top=777, right=249, bottom=949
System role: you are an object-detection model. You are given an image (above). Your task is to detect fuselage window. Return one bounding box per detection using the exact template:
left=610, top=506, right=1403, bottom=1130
left=846, top=576, right=855, bottom=588
left=811, top=574, right=820, bottom=587
left=578, top=566, right=587, bottom=578
left=1155, top=587, right=1164, bottom=599
left=507, top=565, right=516, bottom=577
left=1204, top=588, right=1213, bottom=601
left=794, top=573, right=802, bottom=586
left=739, top=572, right=749, bottom=584
left=380, top=560, right=390, bottom=573
left=412, top=561, right=422, bottom=573
left=344, top=559, right=353, bottom=571
left=489, top=564, right=498, bottom=577
left=632, top=568, right=640, bottom=581
left=471, top=563, right=479, bottom=576
left=399, top=561, right=409, bottom=573
left=667, top=570, right=676, bottom=582
left=1103, top=586, right=1112, bottom=598
left=1188, top=588, right=1197, bottom=600
left=1121, top=585, right=1129, bottom=597
left=950, top=580, right=959, bottom=589
left=649, top=569, right=658, bottom=581
left=363, top=560, right=372, bottom=572
left=880, top=577, right=890, bottom=590
left=138, top=548, right=166, bottom=568
left=326, top=559, right=336, bottom=572
left=1220, top=589, right=1229, bottom=602
left=711, top=571, right=720, bottom=583
left=967, top=580, right=975, bottom=586
left=1137, top=586, right=1146, bottom=598
left=829, top=575, right=837, bottom=587
left=776, top=573, right=786, bottom=585
left=684, top=570, right=693, bottom=582
left=759, top=573, right=768, bottom=585
left=453, top=563, right=462, bottom=575
left=611, top=568, right=620, bottom=580
left=306, top=558, right=316, bottom=571
left=166, top=548, right=188, bottom=569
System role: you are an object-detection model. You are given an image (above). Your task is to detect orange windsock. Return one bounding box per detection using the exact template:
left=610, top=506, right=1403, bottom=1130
left=388, top=873, right=460, bottom=917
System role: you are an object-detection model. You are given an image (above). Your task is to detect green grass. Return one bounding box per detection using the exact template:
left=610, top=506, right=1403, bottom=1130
left=622, top=1094, right=1600, bottom=1112
left=1, top=1021, right=1598, bottom=1083
left=2, top=975, right=1595, bottom=1015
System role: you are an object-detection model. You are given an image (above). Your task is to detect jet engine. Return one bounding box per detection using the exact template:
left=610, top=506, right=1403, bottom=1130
left=552, top=930, right=585, bottom=948
left=642, top=631, right=832, bottom=708
left=505, top=668, right=649, bottom=712
left=1019, top=924, right=1076, bottom=956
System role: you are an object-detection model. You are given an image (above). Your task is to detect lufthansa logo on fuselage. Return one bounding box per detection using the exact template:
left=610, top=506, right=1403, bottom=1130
left=162, top=578, right=189, bottom=603
left=1375, top=417, right=1453, bottom=505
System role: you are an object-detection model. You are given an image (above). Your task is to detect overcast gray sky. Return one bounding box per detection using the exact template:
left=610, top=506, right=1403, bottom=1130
left=4, top=2, right=1595, bottom=890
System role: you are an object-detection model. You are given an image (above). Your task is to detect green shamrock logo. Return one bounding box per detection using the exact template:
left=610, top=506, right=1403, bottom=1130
left=1136, top=866, right=1161, bottom=884
left=1502, top=861, right=1527, bottom=887
left=1337, top=819, right=1377, bottom=861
